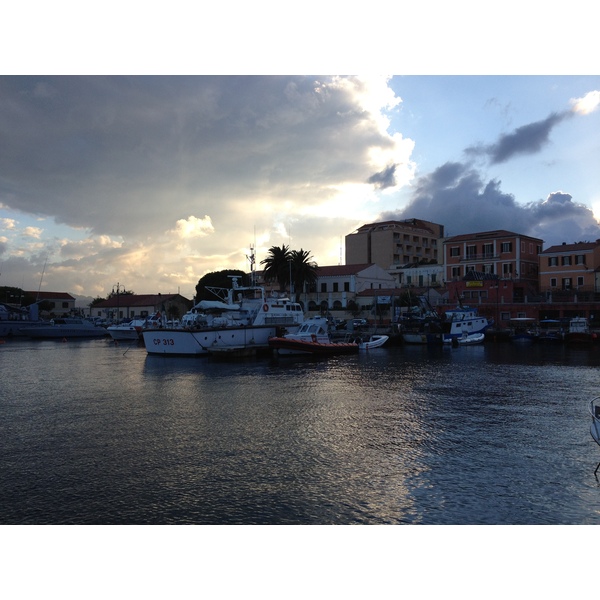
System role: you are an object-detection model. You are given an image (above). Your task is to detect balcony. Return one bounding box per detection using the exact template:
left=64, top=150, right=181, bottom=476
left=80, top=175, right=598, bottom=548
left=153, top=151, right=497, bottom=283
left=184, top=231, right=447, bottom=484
left=459, top=253, right=500, bottom=262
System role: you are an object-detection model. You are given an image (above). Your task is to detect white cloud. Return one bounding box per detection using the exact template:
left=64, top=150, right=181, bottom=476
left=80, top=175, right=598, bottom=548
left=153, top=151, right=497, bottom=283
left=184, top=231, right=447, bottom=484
left=570, top=90, right=600, bottom=115
left=22, top=226, right=43, bottom=239
left=171, top=215, right=214, bottom=239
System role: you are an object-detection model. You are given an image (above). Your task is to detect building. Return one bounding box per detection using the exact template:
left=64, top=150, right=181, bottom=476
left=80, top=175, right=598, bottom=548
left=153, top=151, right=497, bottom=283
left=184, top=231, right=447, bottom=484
left=24, top=291, right=76, bottom=317
left=345, top=219, right=445, bottom=272
left=443, top=230, right=543, bottom=305
left=539, top=240, right=600, bottom=300
left=91, top=293, right=192, bottom=322
left=305, top=264, right=398, bottom=311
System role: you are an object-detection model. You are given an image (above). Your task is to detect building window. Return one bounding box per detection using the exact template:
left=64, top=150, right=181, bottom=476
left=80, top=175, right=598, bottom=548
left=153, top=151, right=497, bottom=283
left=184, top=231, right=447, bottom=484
left=62, top=302, right=69, bottom=308
left=451, top=266, right=461, bottom=278
left=333, top=282, right=339, bottom=292
left=550, top=278, right=557, bottom=287
left=483, top=264, right=494, bottom=274
left=321, top=283, right=327, bottom=293
left=466, top=245, right=477, bottom=259
left=450, top=247, right=460, bottom=257
left=344, top=281, right=350, bottom=292
left=562, top=278, right=572, bottom=290
left=577, top=276, right=584, bottom=287
left=502, top=263, right=513, bottom=276
left=501, top=242, right=512, bottom=253
left=483, top=243, right=493, bottom=258
left=562, top=256, right=571, bottom=266
left=576, top=255, right=586, bottom=265
left=431, top=274, right=437, bottom=284
left=548, top=257, right=558, bottom=267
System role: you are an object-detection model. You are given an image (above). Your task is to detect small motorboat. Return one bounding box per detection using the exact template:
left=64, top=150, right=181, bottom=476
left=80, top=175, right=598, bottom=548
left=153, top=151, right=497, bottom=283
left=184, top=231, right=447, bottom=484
left=444, top=332, right=485, bottom=346
left=350, top=334, right=389, bottom=350
left=589, top=397, right=600, bottom=474
left=269, top=316, right=359, bottom=356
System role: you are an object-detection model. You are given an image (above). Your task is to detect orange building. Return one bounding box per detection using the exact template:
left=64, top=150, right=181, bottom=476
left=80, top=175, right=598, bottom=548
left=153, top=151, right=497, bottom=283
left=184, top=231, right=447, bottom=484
left=539, top=240, right=600, bottom=299
left=443, top=230, right=543, bottom=304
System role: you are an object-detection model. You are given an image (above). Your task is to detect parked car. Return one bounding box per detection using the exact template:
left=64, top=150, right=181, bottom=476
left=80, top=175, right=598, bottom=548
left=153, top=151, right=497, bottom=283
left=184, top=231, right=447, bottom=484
left=352, top=318, right=368, bottom=328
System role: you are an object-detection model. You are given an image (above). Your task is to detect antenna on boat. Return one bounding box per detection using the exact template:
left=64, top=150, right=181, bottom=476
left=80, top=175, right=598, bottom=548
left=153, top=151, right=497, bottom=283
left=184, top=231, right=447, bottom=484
left=36, top=253, right=49, bottom=302
left=246, top=243, right=256, bottom=286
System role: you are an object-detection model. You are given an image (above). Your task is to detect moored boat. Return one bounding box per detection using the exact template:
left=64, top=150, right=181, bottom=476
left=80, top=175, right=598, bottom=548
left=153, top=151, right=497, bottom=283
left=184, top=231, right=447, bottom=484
left=352, top=334, right=389, bottom=350
left=142, top=277, right=305, bottom=356
left=440, top=305, right=490, bottom=344
left=20, top=317, right=109, bottom=339
left=565, top=317, right=595, bottom=345
left=268, top=316, right=359, bottom=356
left=107, top=318, right=146, bottom=341
left=508, top=318, right=537, bottom=343
left=0, top=302, right=45, bottom=338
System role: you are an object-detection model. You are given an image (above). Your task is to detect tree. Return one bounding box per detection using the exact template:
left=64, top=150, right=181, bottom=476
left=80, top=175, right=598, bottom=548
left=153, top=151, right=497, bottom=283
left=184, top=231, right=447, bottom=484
left=260, top=245, right=291, bottom=292
left=290, top=248, right=318, bottom=301
left=195, top=269, right=248, bottom=302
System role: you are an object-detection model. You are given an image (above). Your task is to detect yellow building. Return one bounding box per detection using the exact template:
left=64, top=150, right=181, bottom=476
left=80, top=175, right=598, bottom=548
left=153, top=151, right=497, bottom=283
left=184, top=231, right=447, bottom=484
left=345, top=219, right=445, bottom=270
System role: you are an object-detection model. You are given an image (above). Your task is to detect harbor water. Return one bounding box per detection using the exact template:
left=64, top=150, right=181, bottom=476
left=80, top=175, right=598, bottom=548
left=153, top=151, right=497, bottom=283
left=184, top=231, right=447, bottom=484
left=1, top=336, right=600, bottom=525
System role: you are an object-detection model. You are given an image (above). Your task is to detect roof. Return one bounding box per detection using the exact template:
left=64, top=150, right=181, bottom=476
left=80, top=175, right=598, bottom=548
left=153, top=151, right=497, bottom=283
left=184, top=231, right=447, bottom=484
left=316, top=264, right=374, bottom=277
left=93, top=293, right=187, bottom=309
left=541, top=241, right=600, bottom=254
left=443, top=230, right=543, bottom=243
left=349, top=219, right=441, bottom=235
left=24, top=291, right=75, bottom=300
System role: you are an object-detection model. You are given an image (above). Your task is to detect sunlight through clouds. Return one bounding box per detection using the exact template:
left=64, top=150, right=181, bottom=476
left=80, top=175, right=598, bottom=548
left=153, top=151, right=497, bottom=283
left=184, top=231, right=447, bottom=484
left=172, top=215, right=215, bottom=239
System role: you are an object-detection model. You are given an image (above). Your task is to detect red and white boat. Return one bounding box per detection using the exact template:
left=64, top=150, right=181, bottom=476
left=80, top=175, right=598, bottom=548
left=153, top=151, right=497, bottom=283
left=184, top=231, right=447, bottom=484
left=269, top=316, right=359, bottom=356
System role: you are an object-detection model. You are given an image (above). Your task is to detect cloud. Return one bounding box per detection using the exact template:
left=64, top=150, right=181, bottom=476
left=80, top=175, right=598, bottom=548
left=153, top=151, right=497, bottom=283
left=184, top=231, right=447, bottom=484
left=171, top=215, right=214, bottom=239
left=467, top=112, right=570, bottom=164
left=1, top=218, right=17, bottom=230
left=22, top=226, right=43, bottom=239
left=380, top=163, right=600, bottom=246
left=570, top=90, right=600, bottom=115
left=0, top=75, right=413, bottom=296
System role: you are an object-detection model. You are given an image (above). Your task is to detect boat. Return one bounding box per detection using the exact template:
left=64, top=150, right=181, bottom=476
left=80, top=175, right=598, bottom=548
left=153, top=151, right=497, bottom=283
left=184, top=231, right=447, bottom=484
left=565, top=317, right=595, bottom=345
left=508, top=318, right=537, bottom=343
left=589, top=397, right=600, bottom=474
left=440, top=305, right=490, bottom=344
left=535, top=319, right=565, bottom=344
left=0, top=302, right=46, bottom=337
left=352, top=334, right=389, bottom=350
left=268, top=316, right=359, bottom=356
left=106, top=313, right=151, bottom=341
left=141, top=277, right=305, bottom=356
left=444, top=331, right=485, bottom=345
left=20, top=317, right=109, bottom=339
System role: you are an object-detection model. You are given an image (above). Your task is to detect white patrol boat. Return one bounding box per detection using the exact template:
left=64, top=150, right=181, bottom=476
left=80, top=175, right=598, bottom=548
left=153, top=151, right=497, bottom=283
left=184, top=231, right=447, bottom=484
left=142, top=277, right=304, bottom=356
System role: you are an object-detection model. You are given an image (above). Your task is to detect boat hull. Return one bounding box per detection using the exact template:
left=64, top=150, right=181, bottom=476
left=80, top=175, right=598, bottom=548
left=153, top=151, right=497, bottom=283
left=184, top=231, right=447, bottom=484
left=268, top=337, right=359, bottom=355
left=142, top=324, right=297, bottom=356
left=21, top=326, right=108, bottom=338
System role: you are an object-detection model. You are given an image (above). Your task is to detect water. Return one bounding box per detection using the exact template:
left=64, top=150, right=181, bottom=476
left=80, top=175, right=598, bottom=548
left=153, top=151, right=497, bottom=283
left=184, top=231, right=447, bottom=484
left=1, top=336, right=600, bottom=524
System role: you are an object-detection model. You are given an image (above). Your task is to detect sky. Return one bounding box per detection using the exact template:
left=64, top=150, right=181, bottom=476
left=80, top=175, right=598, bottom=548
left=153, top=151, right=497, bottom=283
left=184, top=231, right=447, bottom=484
left=1, top=8, right=599, bottom=307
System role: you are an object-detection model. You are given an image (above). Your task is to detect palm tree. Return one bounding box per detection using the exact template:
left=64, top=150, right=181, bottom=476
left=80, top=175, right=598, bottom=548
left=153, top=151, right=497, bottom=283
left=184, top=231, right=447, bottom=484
left=290, top=249, right=318, bottom=301
left=260, top=245, right=291, bottom=292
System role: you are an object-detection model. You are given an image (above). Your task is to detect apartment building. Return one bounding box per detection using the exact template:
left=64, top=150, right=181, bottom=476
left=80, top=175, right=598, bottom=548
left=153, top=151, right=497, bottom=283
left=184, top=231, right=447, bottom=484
left=539, top=240, right=600, bottom=298
left=345, top=219, right=445, bottom=270
left=444, top=230, right=543, bottom=303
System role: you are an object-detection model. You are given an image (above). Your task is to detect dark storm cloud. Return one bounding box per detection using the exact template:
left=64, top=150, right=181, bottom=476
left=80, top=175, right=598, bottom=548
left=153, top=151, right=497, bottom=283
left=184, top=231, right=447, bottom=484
left=466, top=111, right=571, bottom=164
left=367, top=164, right=396, bottom=189
left=381, top=163, right=600, bottom=245
left=0, top=76, right=408, bottom=239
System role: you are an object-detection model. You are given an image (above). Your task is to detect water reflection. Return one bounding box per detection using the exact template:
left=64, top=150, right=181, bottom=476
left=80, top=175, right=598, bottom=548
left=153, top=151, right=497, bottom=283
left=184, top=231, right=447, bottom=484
left=1, top=338, right=600, bottom=523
